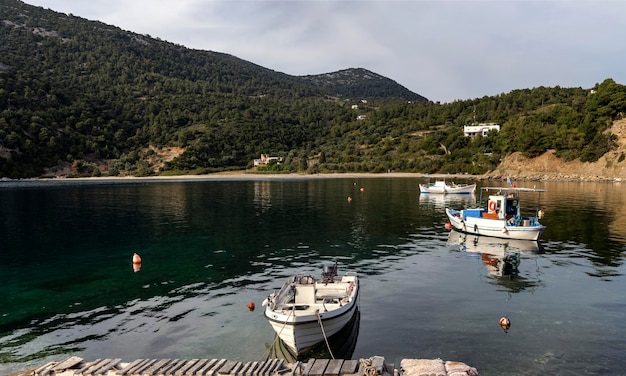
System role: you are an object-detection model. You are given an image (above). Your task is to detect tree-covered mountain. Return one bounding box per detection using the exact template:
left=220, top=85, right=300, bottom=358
left=300, top=68, right=427, bottom=103
left=1, top=0, right=625, bottom=179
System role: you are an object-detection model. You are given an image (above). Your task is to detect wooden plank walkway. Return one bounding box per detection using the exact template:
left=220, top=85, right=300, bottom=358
left=23, top=356, right=395, bottom=376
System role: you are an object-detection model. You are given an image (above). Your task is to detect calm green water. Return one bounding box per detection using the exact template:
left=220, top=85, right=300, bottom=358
left=1, top=177, right=625, bottom=375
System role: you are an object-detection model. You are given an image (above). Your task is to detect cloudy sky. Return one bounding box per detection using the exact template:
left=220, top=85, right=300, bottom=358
left=22, top=0, right=626, bottom=103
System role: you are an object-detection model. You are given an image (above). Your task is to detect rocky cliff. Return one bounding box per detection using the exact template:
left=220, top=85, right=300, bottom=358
left=486, top=119, right=626, bottom=181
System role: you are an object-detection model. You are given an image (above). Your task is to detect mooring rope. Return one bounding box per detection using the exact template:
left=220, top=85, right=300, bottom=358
left=257, top=306, right=294, bottom=362
left=504, top=292, right=512, bottom=316
left=316, top=310, right=335, bottom=360
left=359, top=357, right=377, bottom=376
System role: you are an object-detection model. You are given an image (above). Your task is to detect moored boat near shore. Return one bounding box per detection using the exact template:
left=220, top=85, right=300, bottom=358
left=445, top=186, right=547, bottom=241
left=262, top=263, right=359, bottom=356
left=419, top=180, right=476, bottom=194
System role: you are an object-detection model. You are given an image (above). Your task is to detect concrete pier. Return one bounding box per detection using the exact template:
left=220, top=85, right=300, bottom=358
left=13, top=355, right=477, bottom=376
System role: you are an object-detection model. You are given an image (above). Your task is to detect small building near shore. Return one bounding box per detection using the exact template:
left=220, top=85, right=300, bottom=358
left=254, top=154, right=283, bottom=167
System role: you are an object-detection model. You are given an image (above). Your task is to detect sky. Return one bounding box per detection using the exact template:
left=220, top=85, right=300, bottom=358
left=21, top=0, right=626, bottom=103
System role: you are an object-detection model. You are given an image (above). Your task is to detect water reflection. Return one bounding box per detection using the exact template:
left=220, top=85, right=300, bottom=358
left=524, top=181, right=626, bottom=245
left=447, top=230, right=543, bottom=293
left=264, top=309, right=360, bottom=362
left=419, top=193, right=476, bottom=211
left=254, top=181, right=273, bottom=213
left=2, top=179, right=626, bottom=376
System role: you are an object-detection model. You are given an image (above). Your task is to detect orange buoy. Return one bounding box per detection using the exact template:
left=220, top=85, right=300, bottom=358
left=444, top=223, right=452, bottom=230
left=347, top=196, right=352, bottom=202
left=360, top=187, right=364, bottom=192
left=499, top=316, right=511, bottom=331
left=132, top=253, right=142, bottom=264
left=247, top=302, right=255, bottom=311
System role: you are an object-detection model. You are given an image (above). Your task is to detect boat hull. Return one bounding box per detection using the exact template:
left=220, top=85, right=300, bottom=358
left=267, top=309, right=360, bottom=362
left=446, top=208, right=545, bottom=241
left=265, top=301, right=358, bottom=355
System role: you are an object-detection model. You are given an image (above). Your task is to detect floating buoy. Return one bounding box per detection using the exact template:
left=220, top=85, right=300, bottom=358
left=347, top=196, right=352, bottom=202
left=499, top=316, right=511, bottom=332
left=247, top=302, right=255, bottom=311
left=132, top=263, right=141, bottom=273
left=360, top=187, right=364, bottom=192
left=132, top=253, right=142, bottom=264
left=444, top=223, right=452, bottom=230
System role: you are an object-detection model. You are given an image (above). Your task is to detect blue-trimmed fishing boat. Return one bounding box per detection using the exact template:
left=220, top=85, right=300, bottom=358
left=445, top=187, right=547, bottom=241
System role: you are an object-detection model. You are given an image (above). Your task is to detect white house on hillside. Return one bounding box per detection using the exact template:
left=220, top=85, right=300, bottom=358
left=463, top=123, right=500, bottom=137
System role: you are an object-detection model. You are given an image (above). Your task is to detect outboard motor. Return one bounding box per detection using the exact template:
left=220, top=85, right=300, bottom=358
left=322, top=262, right=337, bottom=283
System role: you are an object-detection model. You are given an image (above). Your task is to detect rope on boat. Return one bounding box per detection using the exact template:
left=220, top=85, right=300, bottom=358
left=316, top=310, right=335, bottom=360
left=257, top=307, right=294, bottom=362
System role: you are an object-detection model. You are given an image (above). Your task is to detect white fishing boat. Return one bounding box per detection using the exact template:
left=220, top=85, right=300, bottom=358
left=419, top=180, right=476, bottom=194
left=445, top=186, right=547, bottom=241
left=262, top=263, right=359, bottom=356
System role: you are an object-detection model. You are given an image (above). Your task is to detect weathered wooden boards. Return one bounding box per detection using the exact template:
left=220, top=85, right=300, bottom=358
left=26, top=357, right=387, bottom=376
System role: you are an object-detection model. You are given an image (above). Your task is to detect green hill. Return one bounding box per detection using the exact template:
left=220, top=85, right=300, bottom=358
left=1, top=0, right=625, bottom=179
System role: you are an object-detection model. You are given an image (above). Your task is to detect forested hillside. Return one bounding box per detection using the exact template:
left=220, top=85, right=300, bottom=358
left=1, top=0, right=626, bottom=179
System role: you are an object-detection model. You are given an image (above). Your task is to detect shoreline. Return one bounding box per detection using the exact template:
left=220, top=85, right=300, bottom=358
left=3, top=170, right=624, bottom=183
left=33, top=171, right=482, bottom=182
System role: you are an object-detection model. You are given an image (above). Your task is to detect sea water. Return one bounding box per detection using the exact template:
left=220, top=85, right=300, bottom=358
left=0, top=177, right=625, bottom=375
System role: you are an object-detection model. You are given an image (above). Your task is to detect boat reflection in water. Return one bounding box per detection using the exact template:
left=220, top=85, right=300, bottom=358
left=447, top=229, right=543, bottom=292
left=264, top=309, right=360, bottom=362
left=419, top=192, right=476, bottom=211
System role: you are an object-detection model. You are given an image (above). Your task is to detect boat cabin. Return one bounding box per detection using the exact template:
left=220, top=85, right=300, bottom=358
left=483, top=194, right=519, bottom=221
left=461, top=194, right=521, bottom=223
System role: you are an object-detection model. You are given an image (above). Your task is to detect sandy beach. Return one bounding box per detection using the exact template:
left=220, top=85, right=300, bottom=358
left=37, top=171, right=485, bottom=182
left=18, top=169, right=624, bottom=182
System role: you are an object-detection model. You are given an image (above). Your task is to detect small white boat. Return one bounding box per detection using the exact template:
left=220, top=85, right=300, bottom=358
left=445, top=186, right=547, bottom=241
left=419, top=180, right=476, bottom=194
left=262, top=263, right=359, bottom=356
